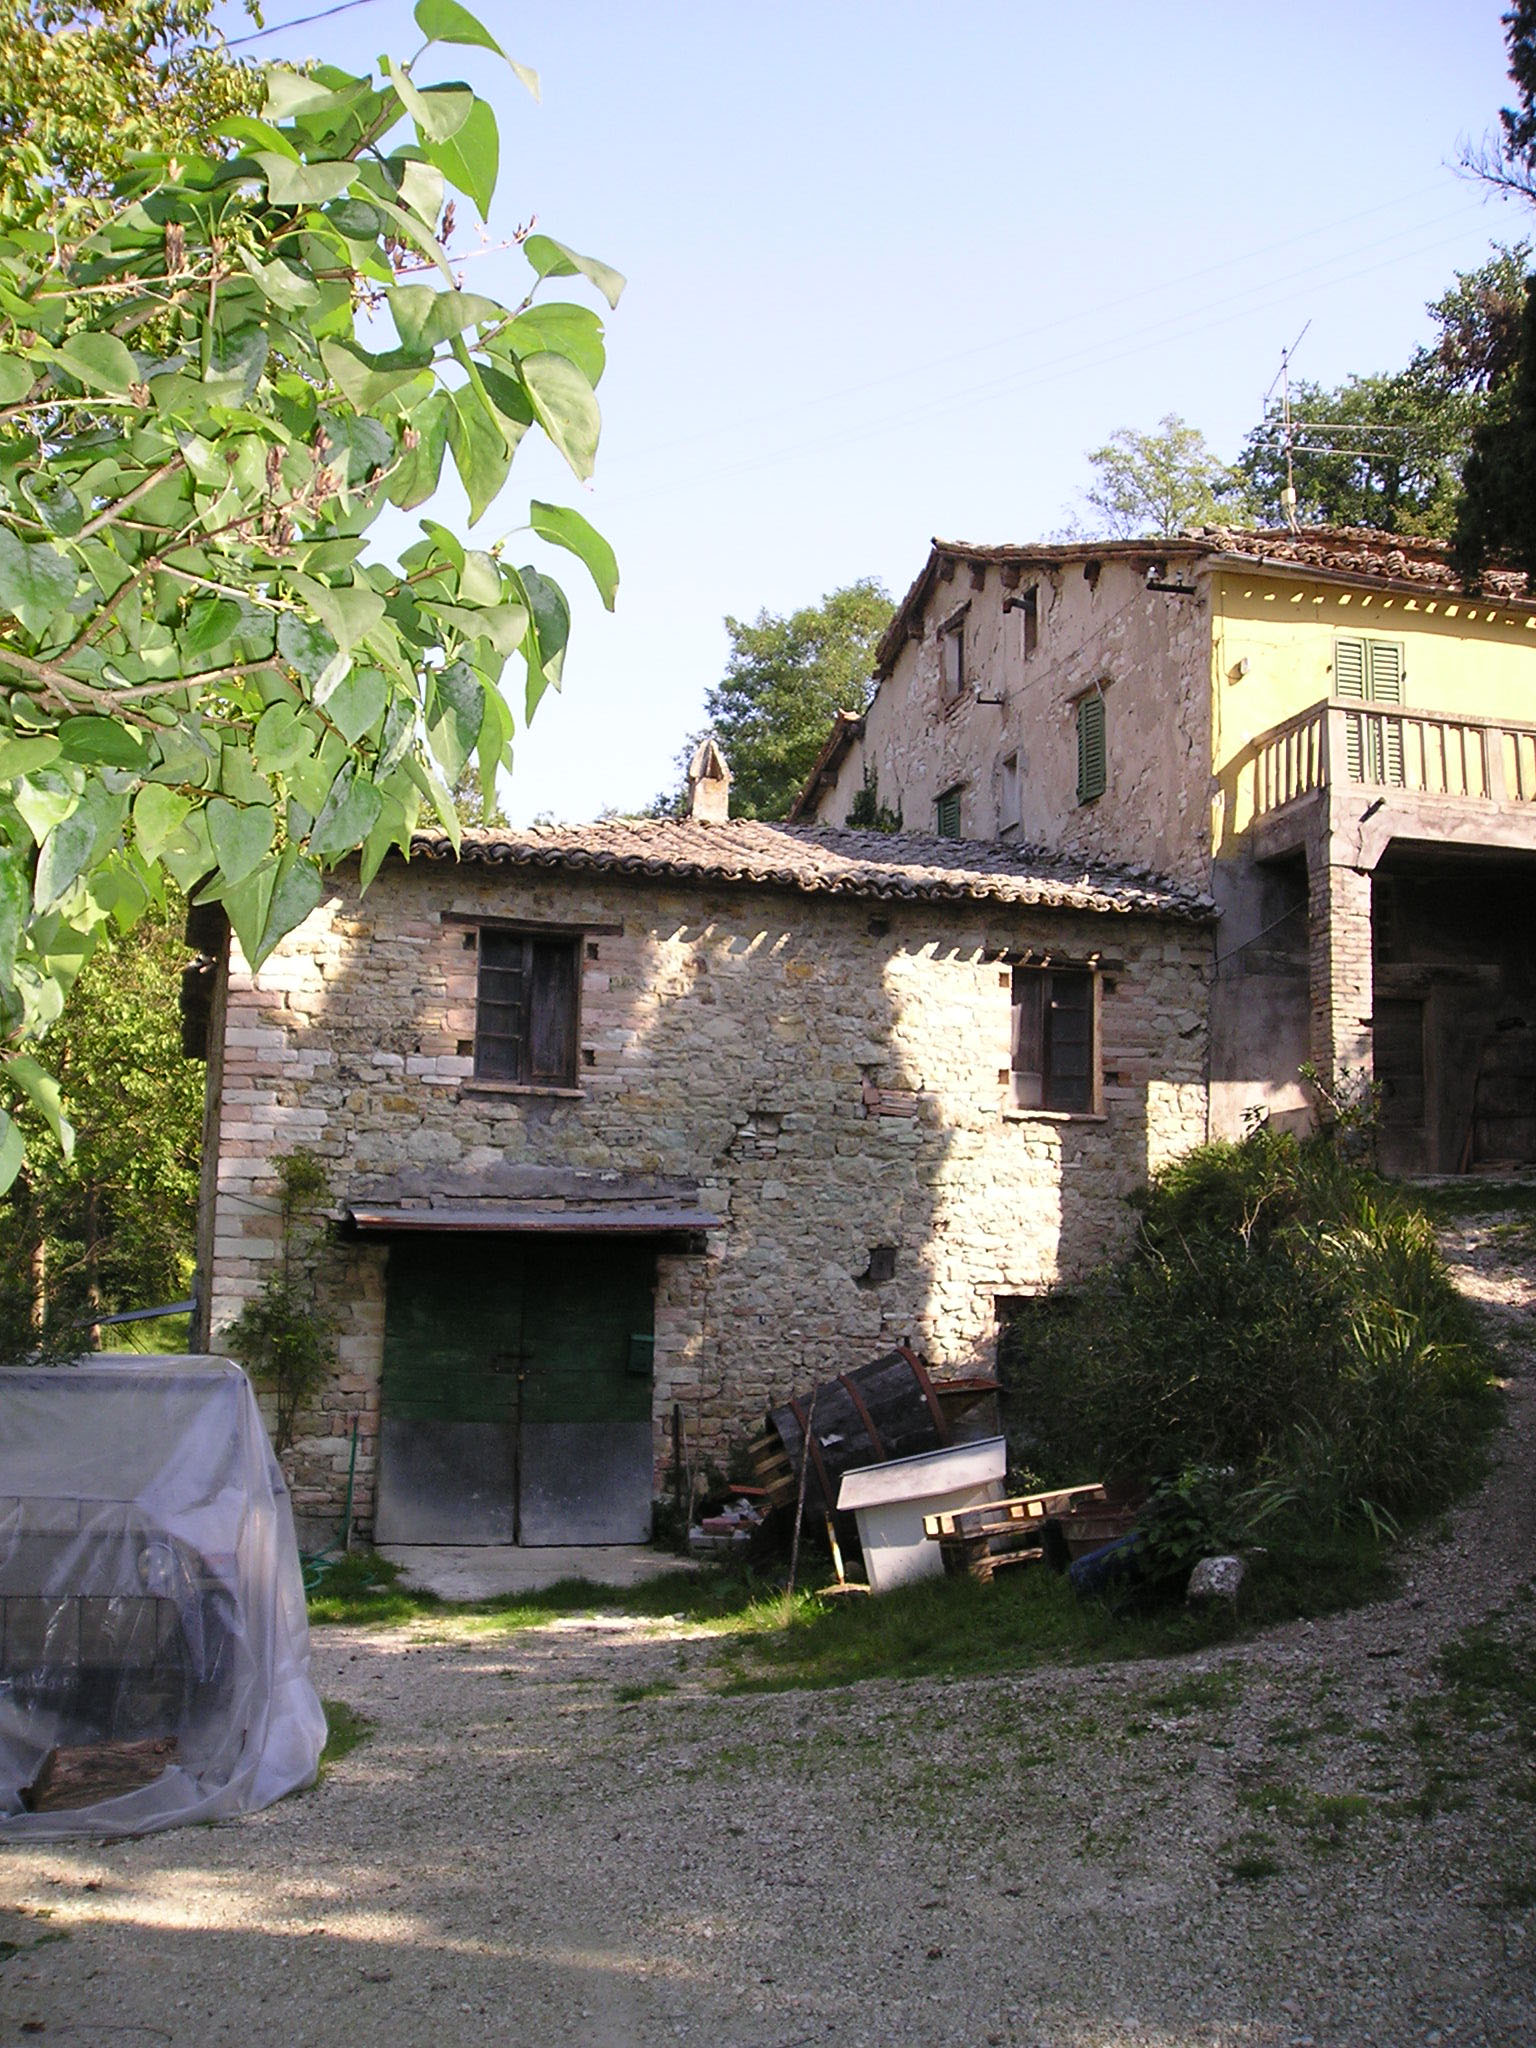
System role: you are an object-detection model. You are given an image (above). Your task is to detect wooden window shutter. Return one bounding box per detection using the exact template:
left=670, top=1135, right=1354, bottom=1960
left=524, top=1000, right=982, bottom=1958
left=527, top=939, right=578, bottom=1086
left=935, top=787, right=962, bottom=838
left=1366, top=639, right=1403, bottom=703
left=1334, top=636, right=1367, bottom=700
left=1077, top=694, right=1106, bottom=803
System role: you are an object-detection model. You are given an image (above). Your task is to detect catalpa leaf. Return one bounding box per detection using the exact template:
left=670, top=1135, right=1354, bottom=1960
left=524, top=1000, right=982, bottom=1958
left=519, top=351, right=600, bottom=483
left=421, top=97, right=498, bottom=221
left=522, top=234, right=625, bottom=309
left=388, top=285, right=505, bottom=352
left=309, top=761, right=383, bottom=860
left=208, top=797, right=275, bottom=887
left=531, top=500, right=618, bottom=610
left=0, top=1110, right=23, bottom=1197
left=414, top=0, right=540, bottom=100
left=57, top=717, right=148, bottom=769
left=132, top=783, right=192, bottom=863
left=0, top=526, right=78, bottom=640
left=252, top=847, right=324, bottom=966
left=386, top=60, right=474, bottom=144
left=4, top=1055, right=73, bottom=1160
left=54, top=332, right=138, bottom=395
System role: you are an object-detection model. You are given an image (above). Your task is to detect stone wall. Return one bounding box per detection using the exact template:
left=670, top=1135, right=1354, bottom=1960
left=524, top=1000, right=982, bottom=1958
left=818, top=555, right=1215, bottom=888
left=200, top=860, right=1211, bottom=1532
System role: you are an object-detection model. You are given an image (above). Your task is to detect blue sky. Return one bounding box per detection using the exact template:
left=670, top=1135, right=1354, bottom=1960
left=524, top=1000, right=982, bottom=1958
left=221, top=0, right=1528, bottom=822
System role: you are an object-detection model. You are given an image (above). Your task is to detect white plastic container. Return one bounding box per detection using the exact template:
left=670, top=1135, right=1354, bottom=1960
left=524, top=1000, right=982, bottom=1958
left=836, top=1436, right=1007, bottom=1594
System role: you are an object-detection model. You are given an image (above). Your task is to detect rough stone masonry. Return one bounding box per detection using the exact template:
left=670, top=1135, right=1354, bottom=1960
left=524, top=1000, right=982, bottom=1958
left=194, top=826, right=1213, bottom=1534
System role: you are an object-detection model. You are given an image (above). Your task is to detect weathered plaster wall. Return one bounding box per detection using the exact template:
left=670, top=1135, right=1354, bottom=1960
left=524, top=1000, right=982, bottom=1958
left=819, top=556, right=1215, bottom=888
left=1212, top=569, right=1536, bottom=850
left=203, top=862, right=1211, bottom=1530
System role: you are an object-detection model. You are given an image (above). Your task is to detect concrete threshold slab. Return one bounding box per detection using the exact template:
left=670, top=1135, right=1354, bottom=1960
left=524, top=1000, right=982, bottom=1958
left=377, top=1543, right=696, bottom=1601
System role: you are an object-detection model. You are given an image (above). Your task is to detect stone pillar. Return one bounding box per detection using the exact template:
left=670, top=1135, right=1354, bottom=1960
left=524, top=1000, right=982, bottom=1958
left=1307, top=846, right=1374, bottom=1092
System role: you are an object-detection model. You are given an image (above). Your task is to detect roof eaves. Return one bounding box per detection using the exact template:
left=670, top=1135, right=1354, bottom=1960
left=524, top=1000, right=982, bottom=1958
left=786, top=709, right=865, bottom=823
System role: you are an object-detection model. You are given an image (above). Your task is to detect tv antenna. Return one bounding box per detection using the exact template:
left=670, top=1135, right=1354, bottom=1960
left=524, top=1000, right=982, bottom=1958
left=1263, top=321, right=1311, bottom=532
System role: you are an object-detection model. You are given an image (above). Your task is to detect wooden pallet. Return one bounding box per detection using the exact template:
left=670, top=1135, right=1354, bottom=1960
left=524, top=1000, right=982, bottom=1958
left=925, top=1482, right=1139, bottom=1583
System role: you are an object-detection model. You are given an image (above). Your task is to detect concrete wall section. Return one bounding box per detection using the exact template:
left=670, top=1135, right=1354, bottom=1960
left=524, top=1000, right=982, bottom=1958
left=202, top=863, right=1211, bottom=1531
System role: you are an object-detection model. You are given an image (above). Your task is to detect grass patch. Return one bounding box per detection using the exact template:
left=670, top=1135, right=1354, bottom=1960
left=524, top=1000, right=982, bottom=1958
left=1437, top=1614, right=1536, bottom=1743
left=1143, top=1665, right=1245, bottom=1715
left=320, top=1698, right=375, bottom=1768
left=614, top=1679, right=677, bottom=1703
left=1227, top=1851, right=1283, bottom=1883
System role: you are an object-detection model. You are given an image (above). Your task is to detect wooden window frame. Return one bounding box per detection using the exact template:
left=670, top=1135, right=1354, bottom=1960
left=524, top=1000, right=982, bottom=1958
left=934, top=784, right=964, bottom=839
left=461, top=922, right=585, bottom=1092
left=1009, top=963, right=1099, bottom=1116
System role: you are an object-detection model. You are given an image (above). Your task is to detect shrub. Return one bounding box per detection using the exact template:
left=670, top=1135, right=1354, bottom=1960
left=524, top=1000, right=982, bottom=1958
left=999, top=1130, right=1499, bottom=1537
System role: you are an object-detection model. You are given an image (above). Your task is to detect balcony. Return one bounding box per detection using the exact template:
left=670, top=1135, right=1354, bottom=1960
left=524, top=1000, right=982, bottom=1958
left=1235, top=699, right=1536, bottom=862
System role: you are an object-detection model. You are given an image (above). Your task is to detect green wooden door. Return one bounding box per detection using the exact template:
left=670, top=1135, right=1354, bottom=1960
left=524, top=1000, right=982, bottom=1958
left=518, top=1240, right=657, bottom=1544
left=373, top=1236, right=656, bottom=1545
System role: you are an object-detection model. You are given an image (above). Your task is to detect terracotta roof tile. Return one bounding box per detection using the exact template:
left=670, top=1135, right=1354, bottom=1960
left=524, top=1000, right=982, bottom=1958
left=875, top=525, right=1534, bottom=677
left=410, top=818, right=1215, bottom=923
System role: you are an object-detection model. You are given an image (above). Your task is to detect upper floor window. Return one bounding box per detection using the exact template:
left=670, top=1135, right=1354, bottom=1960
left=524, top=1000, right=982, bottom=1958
left=1011, top=965, right=1095, bottom=1114
left=475, top=928, right=580, bottom=1087
left=1335, top=635, right=1405, bottom=785
left=934, top=785, right=963, bottom=838
left=1076, top=692, right=1107, bottom=804
left=1019, top=584, right=1039, bottom=657
left=940, top=613, right=966, bottom=705
left=1000, top=752, right=1022, bottom=832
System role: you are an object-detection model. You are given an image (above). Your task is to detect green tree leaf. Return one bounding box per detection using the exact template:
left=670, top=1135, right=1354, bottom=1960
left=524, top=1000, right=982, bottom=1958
left=388, top=285, right=505, bottom=351
left=413, top=0, right=541, bottom=99
left=0, top=843, right=25, bottom=984
left=132, top=784, right=193, bottom=864
left=0, top=734, right=63, bottom=780
left=55, top=331, right=138, bottom=394
left=58, top=717, right=149, bottom=769
left=385, top=60, right=474, bottom=144
left=309, top=761, right=383, bottom=859
left=254, top=153, right=357, bottom=207
left=5, top=1054, right=74, bottom=1159
left=522, top=234, right=625, bottom=309
left=0, top=527, right=78, bottom=639
left=447, top=384, right=513, bottom=522
left=322, top=665, right=390, bottom=743
left=520, top=352, right=600, bottom=482
left=252, top=846, right=324, bottom=966
left=19, top=471, right=84, bottom=537
left=34, top=784, right=124, bottom=911
left=531, top=500, right=619, bottom=610
left=207, top=797, right=275, bottom=887
left=0, top=1109, right=23, bottom=1197
left=421, top=96, right=498, bottom=220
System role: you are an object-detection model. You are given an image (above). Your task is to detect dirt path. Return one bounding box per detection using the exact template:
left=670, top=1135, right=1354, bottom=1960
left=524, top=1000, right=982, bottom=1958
left=3, top=1211, right=1534, bottom=2048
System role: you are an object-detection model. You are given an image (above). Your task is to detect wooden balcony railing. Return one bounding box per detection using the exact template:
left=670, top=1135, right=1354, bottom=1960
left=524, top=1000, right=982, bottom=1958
left=1244, top=699, right=1536, bottom=828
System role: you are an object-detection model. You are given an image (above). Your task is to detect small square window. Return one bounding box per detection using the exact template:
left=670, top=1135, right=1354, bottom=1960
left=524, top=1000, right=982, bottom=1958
left=1011, top=965, right=1095, bottom=1113
left=475, top=929, right=580, bottom=1087
left=935, top=786, right=963, bottom=838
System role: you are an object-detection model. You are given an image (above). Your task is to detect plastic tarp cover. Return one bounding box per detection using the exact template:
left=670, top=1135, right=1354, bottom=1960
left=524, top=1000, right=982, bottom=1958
left=0, top=1356, right=326, bottom=1838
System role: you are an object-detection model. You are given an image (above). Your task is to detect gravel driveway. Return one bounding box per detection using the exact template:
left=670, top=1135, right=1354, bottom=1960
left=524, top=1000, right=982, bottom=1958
left=3, top=1212, right=1533, bottom=2048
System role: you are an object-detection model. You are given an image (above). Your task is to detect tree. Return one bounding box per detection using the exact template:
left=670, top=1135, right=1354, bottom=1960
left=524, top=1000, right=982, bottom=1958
left=1452, top=11, right=1536, bottom=587
left=1082, top=413, right=1249, bottom=538
left=668, top=580, right=893, bottom=822
left=0, top=2, right=623, bottom=1193
left=0, top=892, right=203, bottom=1359
left=1240, top=248, right=1531, bottom=537
left=0, top=1, right=259, bottom=202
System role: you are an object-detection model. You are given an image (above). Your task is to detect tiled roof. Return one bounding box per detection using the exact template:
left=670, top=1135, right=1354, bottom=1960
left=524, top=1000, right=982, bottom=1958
left=411, top=818, right=1216, bottom=923
left=874, top=525, right=1534, bottom=677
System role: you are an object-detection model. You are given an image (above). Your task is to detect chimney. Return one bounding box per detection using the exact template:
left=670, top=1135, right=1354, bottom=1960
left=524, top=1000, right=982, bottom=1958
left=686, top=736, right=732, bottom=823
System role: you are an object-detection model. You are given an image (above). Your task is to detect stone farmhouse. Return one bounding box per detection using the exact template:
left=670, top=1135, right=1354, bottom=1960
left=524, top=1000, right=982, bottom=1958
left=792, top=526, right=1536, bottom=1177
left=189, top=744, right=1213, bottom=1545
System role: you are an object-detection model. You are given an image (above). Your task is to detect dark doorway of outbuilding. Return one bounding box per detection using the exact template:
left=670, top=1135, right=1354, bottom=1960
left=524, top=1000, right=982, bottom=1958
left=373, top=1236, right=656, bottom=1545
left=1373, top=846, right=1536, bottom=1176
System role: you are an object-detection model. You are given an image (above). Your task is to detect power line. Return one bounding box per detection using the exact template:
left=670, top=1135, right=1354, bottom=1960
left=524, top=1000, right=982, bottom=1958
left=227, top=0, right=381, bottom=49
left=599, top=216, right=1486, bottom=513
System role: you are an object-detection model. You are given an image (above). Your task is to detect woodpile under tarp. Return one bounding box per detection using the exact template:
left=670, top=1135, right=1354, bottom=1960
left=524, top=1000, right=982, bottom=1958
left=748, top=1346, right=999, bottom=1515
left=0, top=1356, right=326, bottom=1840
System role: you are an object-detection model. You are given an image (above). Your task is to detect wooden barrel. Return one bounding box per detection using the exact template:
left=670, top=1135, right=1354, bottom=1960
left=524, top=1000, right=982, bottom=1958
left=753, top=1346, right=951, bottom=1515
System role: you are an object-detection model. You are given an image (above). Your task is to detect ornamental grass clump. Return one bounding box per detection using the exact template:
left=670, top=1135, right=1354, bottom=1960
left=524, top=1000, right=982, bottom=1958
left=999, top=1129, right=1499, bottom=1544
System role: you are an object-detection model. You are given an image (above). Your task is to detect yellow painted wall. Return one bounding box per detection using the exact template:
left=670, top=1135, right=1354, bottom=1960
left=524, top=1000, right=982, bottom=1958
left=1210, top=569, right=1536, bottom=852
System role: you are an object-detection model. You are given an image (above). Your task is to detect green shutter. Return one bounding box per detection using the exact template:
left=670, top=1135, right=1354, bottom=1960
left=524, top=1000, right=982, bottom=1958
left=1334, top=636, right=1367, bottom=700
left=1366, top=639, right=1403, bottom=703
left=1076, top=695, right=1106, bottom=804
left=935, top=787, right=961, bottom=838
